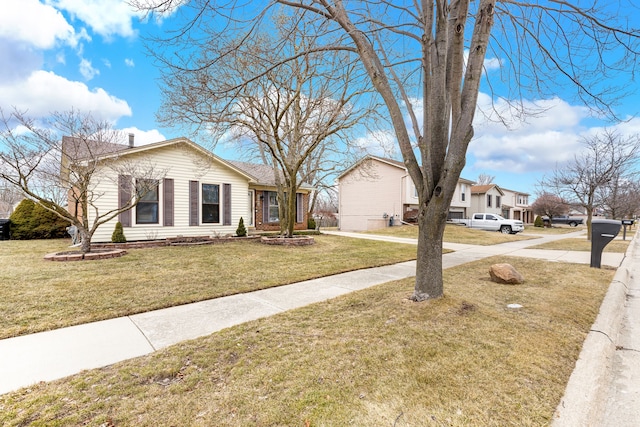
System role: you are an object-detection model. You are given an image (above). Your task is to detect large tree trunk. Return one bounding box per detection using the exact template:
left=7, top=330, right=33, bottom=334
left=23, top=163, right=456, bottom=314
left=80, top=228, right=91, bottom=253
left=412, top=196, right=449, bottom=301
left=285, top=179, right=297, bottom=238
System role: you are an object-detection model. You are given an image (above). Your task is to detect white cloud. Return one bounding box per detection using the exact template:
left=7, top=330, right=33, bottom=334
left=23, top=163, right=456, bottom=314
left=47, top=0, right=143, bottom=39
left=1, top=0, right=87, bottom=49
left=125, top=58, right=135, bottom=67
left=119, top=127, right=166, bottom=146
left=464, top=50, right=502, bottom=72
left=79, top=58, right=99, bottom=80
left=0, top=70, right=131, bottom=122
left=469, top=94, right=594, bottom=173
left=353, top=130, right=398, bottom=157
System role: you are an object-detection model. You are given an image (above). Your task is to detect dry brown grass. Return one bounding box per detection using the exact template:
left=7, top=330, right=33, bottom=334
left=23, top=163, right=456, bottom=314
left=528, top=237, right=630, bottom=253
left=0, top=256, right=613, bottom=426
left=524, top=225, right=584, bottom=234
left=366, top=224, right=538, bottom=245
left=0, top=235, right=416, bottom=339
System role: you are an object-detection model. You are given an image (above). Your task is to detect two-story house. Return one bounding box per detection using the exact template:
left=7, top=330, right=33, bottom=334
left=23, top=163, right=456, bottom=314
left=470, top=184, right=532, bottom=222
left=501, top=187, right=532, bottom=223
left=337, top=155, right=474, bottom=231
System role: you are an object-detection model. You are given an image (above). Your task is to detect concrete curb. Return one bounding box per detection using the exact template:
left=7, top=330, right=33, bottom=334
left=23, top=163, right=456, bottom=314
left=552, top=234, right=637, bottom=426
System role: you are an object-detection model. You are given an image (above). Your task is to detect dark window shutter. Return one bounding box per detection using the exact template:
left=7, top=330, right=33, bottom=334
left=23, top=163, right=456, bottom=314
left=296, top=193, right=304, bottom=223
left=118, top=175, right=132, bottom=227
left=223, top=183, right=231, bottom=226
left=189, top=180, right=199, bottom=226
left=163, top=178, right=174, bottom=226
left=262, top=191, right=269, bottom=223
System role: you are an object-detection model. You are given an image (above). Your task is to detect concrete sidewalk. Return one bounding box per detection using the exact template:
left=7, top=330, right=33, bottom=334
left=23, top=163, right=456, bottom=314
left=0, top=229, right=628, bottom=397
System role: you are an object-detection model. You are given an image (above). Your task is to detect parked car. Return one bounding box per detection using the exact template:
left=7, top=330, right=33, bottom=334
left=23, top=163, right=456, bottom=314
left=459, top=213, right=525, bottom=234
left=542, top=215, right=584, bottom=227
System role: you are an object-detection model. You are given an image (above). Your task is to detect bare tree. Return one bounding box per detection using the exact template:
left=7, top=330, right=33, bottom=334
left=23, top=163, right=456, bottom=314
left=541, top=130, right=640, bottom=239
left=599, top=175, right=640, bottom=220
left=0, top=109, right=165, bottom=252
left=131, top=0, right=640, bottom=300
left=313, top=187, right=339, bottom=229
left=0, top=181, right=22, bottom=217
left=530, top=192, right=568, bottom=225
left=476, top=173, right=495, bottom=186
left=155, top=15, right=373, bottom=237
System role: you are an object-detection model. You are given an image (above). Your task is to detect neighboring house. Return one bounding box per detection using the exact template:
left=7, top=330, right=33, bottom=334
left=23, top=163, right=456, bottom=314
left=337, top=155, right=473, bottom=231
left=501, top=187, right=533, bottom=223
left=470, top=184, right=533, bottom=222
left=446, top=177, right=475, bottom=220
left=469, top=184, right=505, bottom=216
left=63, top=136, right=312, bottom=242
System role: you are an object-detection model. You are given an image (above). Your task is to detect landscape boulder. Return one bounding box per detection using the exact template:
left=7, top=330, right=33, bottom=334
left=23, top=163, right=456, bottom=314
left=489, top=263, right=525, bottom=285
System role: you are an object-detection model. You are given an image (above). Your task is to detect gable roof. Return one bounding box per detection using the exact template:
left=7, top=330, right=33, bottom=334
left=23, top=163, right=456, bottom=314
left=471, top=184, right=504, bottom=196
left=61, top=136, right=256, bottom=182
left=339, top=154, right=476, bottom=185
left=228, top=160, right=314, bottom=190
left=500, top=187, right=530, bottom=196
left=338, top=154, right=406, bottom=180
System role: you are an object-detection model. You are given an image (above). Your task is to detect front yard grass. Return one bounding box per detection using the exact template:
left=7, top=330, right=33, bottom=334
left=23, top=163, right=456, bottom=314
left=524, top=225, right=585, bottom=234
left=366, top=224, right=538, bottom=245
left=0, top=235, right=416, bottom=340
left=0, top=256, right=613, bottom=426
left=527, top=237, right=630, bottom=253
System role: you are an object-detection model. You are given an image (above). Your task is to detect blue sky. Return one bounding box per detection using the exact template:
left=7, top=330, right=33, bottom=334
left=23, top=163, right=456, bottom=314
left=2, top=0, right=640, bottom=198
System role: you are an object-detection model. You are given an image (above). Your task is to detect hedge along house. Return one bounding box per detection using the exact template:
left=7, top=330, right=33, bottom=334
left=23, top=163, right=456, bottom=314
left=227, top=160, right=314, bottom=232
left=62, top=136, right=313, bottom=242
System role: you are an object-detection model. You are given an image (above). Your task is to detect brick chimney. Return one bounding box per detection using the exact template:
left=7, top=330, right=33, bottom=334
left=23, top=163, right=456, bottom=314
left=128, top=133, right=134, bottom=148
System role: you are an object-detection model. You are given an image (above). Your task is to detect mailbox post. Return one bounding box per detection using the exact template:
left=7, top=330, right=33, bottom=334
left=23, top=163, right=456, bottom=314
left=590, top=219, right=621, bottom=268
left=621, top=219, right=634, bottom=240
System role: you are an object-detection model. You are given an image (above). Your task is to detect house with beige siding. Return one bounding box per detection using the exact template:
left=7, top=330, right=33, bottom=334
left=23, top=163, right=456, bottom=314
left=469, top=184, right=505, bottom=217
left=469, top=184, right=532, bottom=222
left=501, top=187, right=532, bottom=223
left=64, top=136, right=312, bottom=242
left=337, top=155, right=473, bottom=231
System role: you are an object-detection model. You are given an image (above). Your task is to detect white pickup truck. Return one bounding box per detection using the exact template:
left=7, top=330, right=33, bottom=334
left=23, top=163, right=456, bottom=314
left=460, top=213, right=525, bottom=234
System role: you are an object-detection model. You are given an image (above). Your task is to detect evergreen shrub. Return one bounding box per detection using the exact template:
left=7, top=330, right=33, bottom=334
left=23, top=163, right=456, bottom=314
left=9, top=199, right=68, bottom=239
left=236, top=217, right=247, bottom=237
left=111, top=221, right=127, bottom=243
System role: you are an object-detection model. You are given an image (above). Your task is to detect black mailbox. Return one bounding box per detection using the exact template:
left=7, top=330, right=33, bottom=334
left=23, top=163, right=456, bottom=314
left=591, top=219, right=621, bottom=268
left=622, top=219, right=634, bottom=226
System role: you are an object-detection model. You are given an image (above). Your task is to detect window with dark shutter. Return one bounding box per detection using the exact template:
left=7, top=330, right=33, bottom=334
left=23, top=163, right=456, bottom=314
left=163, top=178, right=174, bottom=226
left=223, top=183, right=231, bottom=226
left=189, top=180, right=199, bottom=226
left=118, top=175, right=132, bottom=227
left=202, top=183, right=220, bottom=223
left=136, top=179, right=159, bottom=224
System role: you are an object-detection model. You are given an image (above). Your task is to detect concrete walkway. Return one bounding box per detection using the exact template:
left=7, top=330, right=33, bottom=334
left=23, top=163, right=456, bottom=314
left=0, top=228, right=630, bottom=412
